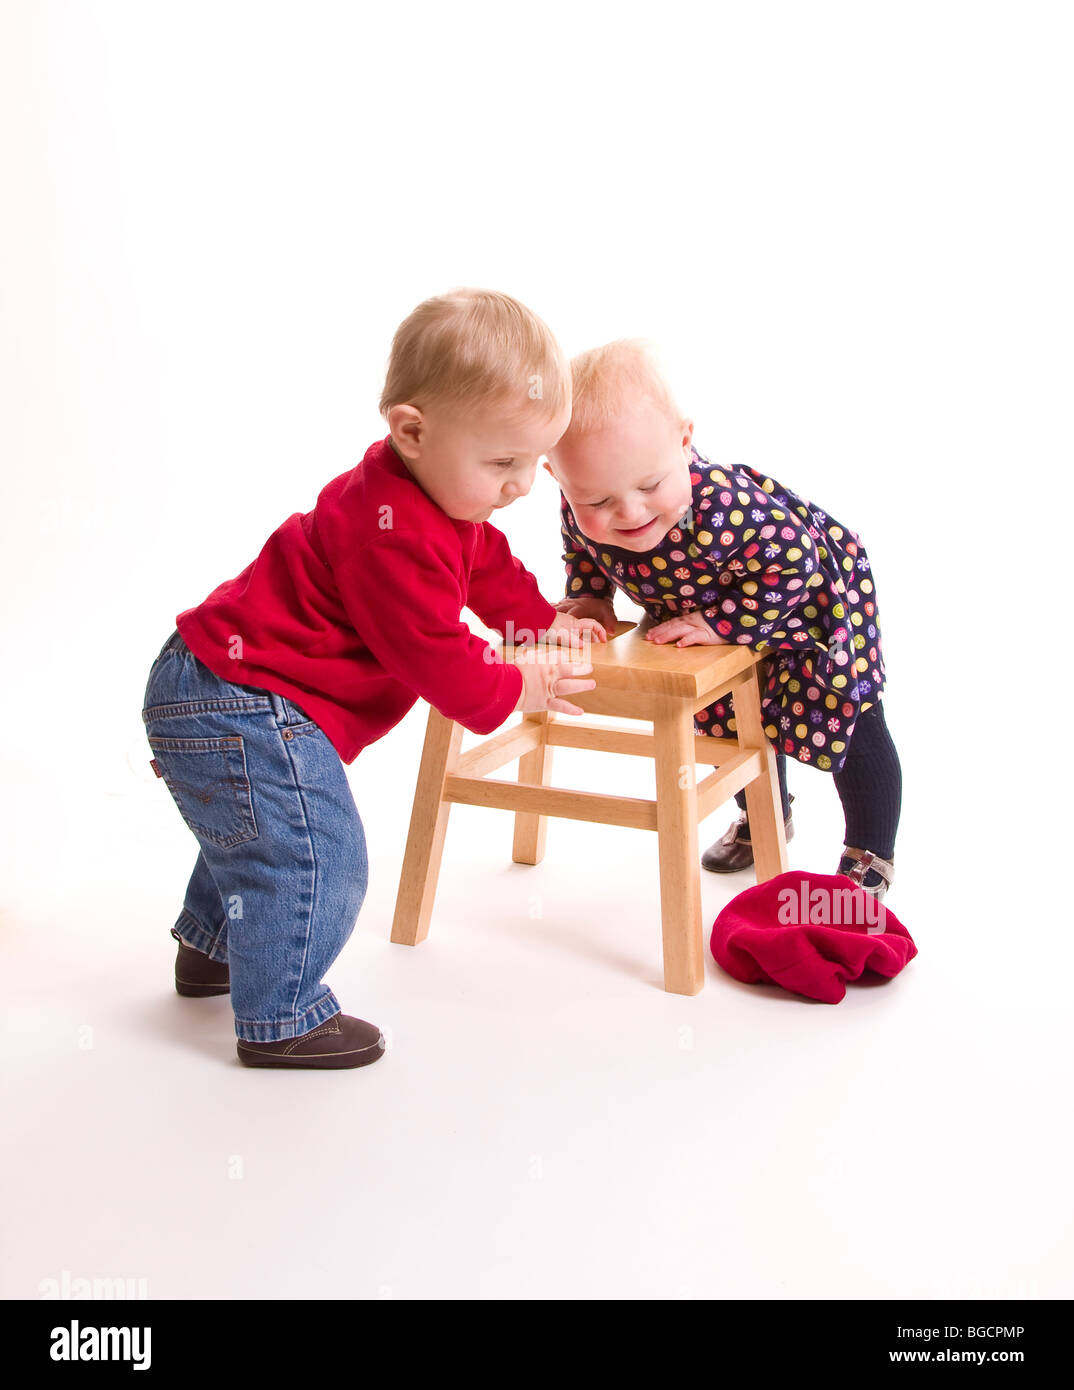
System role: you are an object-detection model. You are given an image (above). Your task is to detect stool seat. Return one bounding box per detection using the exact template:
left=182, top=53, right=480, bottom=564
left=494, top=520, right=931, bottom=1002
left=390, top=619, right=789, bottom=995
left=552, top=619, right=761, bottom=698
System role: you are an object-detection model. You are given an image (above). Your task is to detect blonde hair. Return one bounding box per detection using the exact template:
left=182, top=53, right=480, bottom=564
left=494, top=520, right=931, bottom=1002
left=379, top=288, right=571, bottom=420
left=562, top=338, right=684, bottom=439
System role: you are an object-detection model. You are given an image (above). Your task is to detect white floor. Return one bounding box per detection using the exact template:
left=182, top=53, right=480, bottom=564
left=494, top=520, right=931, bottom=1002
left=3, top=698, right=1070, bottom=1301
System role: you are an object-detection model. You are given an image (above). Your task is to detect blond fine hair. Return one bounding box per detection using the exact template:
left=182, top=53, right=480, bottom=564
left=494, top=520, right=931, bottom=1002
left=561, top=338, right=684, bottom=440
left=379, top=288, right=571, bottom=420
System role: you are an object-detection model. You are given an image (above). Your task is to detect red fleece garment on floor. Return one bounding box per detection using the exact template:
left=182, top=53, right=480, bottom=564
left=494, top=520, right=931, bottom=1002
left=710, top=870, right=917, bottom=1003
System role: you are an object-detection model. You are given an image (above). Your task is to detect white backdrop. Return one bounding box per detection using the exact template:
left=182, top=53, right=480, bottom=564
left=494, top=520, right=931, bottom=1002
left=3, top=1, right=1069, bottom=849
left=2, top=0, right=1071, bottom=1302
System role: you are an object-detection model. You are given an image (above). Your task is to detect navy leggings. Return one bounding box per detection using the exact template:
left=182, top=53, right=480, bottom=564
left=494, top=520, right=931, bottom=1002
left=735, top=701, right=902, bottom=859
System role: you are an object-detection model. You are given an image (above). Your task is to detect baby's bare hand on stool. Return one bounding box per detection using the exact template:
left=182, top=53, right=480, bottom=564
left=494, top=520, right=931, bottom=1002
left=553, top=597, right=616, bottom=633
left=513, top=651, right=596, bottom=716
left=546, top=611, right=608, bottom=644
left=646, top=613, right=726, bottom=646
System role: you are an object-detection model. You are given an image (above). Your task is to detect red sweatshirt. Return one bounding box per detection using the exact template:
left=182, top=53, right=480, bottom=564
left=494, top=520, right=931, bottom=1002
left=175, top=434, right=559, bottom=763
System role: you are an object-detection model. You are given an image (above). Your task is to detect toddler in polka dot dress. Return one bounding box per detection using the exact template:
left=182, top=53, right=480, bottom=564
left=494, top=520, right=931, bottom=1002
left=546, top=340, right=903, bottom=898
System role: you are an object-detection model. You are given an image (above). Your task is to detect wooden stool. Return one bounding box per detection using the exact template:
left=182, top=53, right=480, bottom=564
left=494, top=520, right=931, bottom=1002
left=390, top=621, right=789, bottom=994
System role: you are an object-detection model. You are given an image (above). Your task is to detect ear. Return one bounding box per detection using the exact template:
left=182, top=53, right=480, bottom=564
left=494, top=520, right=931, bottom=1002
left=542, top=460, right=557, bottom=480
left=387, top=403, right=425, bottom=460
left=681, top=418, right=695, bottom=456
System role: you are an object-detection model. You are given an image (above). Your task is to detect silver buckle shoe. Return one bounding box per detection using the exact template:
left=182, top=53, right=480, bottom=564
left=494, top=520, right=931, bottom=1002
left=838, top=846, right=895, bottom=902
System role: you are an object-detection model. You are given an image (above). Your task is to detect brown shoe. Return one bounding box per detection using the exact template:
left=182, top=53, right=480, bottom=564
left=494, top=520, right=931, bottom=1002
left=701, top=795, right=795, bottom=873
left=837, top=846, right=895, bottom=902
left=236, top=1012, right=386, bottom=1070
left=173, top=931, right=230, bottom=997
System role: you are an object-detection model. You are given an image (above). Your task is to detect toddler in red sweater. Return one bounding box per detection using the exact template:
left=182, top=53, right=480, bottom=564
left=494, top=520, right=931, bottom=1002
left=142, top=289, right=603, bottom=1070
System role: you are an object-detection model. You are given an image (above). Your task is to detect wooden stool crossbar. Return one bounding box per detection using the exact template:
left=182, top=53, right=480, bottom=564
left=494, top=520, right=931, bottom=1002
left=391, top=622, right=789, bottom=994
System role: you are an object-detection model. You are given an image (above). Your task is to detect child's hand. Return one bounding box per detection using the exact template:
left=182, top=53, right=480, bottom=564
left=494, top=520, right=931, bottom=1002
left=547, top=608, right=608, bottom=646
left=513, top=649, right=596, bottom=716
left=553, top=596, right=616, bottom=635
left=646, top=612, right=728, bottom=647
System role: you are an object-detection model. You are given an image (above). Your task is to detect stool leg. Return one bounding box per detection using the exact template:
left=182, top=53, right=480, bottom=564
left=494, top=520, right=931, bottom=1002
left=733, top=665, right=789, bottom=882
left=653, top=699, right=704, bottom=995
left=512, top=713, right=552, bottom=866
left=391, top=708, right=464, bottom=946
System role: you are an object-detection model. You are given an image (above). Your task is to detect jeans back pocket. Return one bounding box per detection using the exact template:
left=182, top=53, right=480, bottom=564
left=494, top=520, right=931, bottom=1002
left=147, top=735, right=259, bottom=849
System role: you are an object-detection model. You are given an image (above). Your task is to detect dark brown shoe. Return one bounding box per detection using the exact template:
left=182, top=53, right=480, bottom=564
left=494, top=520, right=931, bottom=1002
left=236, top=1012, right=386, bottom=1070
left=173, top=932, right=230, bottom=997
left=701, top=796, right=795, bottom=873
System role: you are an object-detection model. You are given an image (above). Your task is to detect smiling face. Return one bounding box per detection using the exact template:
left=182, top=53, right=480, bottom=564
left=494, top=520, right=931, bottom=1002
left=388, top=396, right=572, bottom=524
left=548, top=396, right=695, bottom=551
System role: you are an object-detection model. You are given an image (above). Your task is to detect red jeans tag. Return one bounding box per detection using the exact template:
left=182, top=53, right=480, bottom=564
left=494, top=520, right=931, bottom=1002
left=150, top=759, right=163, bottom=778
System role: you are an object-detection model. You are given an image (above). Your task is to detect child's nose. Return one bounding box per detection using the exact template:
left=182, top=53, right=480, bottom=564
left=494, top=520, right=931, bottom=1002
left=504, top=467, right=535, bottom=500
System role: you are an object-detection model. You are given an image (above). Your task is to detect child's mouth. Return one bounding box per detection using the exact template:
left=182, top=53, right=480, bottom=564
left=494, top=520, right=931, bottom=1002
left=616, top=518, right=657, bottom=537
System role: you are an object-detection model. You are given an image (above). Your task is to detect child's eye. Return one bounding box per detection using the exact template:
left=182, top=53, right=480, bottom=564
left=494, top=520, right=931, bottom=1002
left=586, top=499, right=610, bottom=508
left=491, top=459, right=515, bottom=468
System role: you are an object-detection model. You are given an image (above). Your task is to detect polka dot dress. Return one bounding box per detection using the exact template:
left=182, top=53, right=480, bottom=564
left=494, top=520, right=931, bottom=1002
left=560, top=446, right=887, bottom=775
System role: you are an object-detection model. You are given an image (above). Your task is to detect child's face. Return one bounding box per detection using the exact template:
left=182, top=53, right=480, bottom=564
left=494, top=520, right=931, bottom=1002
left=547, top=399, right=695, bottom=551
left=390, top=398, right=571, bottom=524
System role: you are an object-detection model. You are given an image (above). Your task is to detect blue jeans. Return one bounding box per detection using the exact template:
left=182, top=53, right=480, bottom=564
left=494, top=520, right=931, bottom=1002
left=141, top=629, right=368, bottom=1042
